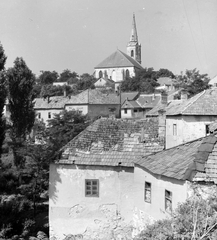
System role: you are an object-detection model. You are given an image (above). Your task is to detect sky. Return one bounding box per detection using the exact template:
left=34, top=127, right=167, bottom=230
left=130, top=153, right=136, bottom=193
left=0, top=0, right=217, bottom=78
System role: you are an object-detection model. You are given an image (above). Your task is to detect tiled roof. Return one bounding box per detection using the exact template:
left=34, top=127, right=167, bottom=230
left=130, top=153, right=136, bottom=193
left=58, top=118, right=164, bottom=167
left=34, top=96, right=68, bottom=109
left=95, top=50, right=143, bottom=70
left=122, top=99, right=141, bottom=109
left=136, top=135, right=217, bottom=181
left=137, top=94, right=161, bottom=108
left=147, top=88, right=217, bottom=116
left=110, top=92, right=139, bottom=105
left=157, top=77, right=174, bottom=86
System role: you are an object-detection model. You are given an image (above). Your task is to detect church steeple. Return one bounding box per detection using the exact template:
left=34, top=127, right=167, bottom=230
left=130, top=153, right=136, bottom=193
left=130, top=13, right=138, bottom=42
left=127, top=13, right=142, bottom=64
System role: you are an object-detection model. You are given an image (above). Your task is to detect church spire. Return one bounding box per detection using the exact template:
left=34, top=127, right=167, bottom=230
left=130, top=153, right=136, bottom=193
left=127, top=13, right=142, bottom=64
left=130, top=13, right=138, bottom=42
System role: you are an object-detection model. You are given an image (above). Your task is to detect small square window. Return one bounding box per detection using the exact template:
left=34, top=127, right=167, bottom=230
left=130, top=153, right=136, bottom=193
left=144, top=182, right=151, bottom=203
left=124, top=109, right=127, bottom=114
left=85, top=179, right=99, bottom=197
left=48, top=112, right=51, bottom=119
left=165, top=190, right=172, bottom=213
left=173, top=124, right=177, bottom=136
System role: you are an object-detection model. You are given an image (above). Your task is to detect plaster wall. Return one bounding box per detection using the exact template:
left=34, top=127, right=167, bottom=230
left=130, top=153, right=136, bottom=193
left=88, top=104, right=120, bottom=118
left=35, top=109, right=62, bottom=125
left=121, top=109, right=133, bottom=118
left=95, top=67, right=135, bottom=82
left=65, top=104, right=88, bottom=115
left=166, top=115, right=217, bottom=149
left=133, top=166, right=188, bottom=235
left=49, top=164, right=135, bottom=240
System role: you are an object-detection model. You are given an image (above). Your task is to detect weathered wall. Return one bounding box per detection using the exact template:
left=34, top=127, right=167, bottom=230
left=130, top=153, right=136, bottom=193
left=88, top=104, right=120, bottom=118
left=166, top=115, right=217, bottom=149
left=121, top=109, right=145, bottom=119
left=35, top=109, right=62, bottom=124
left=133, top=166, right=188, bottom=236
left=95, top=67, right=135, bottom=82
left=65, top=104, right=88, bottom=115
left=49, top=164, right=135, bottom=240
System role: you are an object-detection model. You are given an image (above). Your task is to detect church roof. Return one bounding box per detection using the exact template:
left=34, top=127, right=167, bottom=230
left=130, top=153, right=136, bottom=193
left=130, top=13, right=138, bottom=42
left=95, top=49, right=143, bottom=70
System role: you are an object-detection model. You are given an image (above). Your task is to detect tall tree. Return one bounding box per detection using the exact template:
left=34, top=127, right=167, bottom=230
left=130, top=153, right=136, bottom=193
left=58, top=69, right=78, bottom=83
left=0, top=43, right=7, bottom=160
left=77, top=73, right=96, bottom=90
left=7, top=57, right=36, bottom=166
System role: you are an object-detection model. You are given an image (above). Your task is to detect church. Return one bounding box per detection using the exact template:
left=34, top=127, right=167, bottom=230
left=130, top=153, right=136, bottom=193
left=94, top=14, right=143, bottom=87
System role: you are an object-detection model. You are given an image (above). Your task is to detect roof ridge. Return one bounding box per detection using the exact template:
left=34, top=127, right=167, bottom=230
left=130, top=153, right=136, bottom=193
left=180, top=90, right=206, bottom=114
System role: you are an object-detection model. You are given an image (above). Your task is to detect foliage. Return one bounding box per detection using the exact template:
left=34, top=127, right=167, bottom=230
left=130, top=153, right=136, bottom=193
left=174, top=68, right=210, bottom=98
left=0, top=43, right=7, bottom=159
left=46, top=110, right=89, bottom=159
left=121, top=68, right=160, bottom=93
left=136, top=186, right=217, bottom=240
left=6, top=57, right=36, bottom=166
left=37, top=71, right=59, bottom=85
left=77, top=73, right=96, bottom=90
left=39, top=84, right=76, bottom=98
left=58, top=69, right=78, bottom=83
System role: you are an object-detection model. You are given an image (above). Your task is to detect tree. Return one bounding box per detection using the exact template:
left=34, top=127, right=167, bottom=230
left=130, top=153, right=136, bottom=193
left=46, top=110, right=89, bottom=159
left=174, top=68, right=210, bottom=97
left=136, top=185, right=217, bottom=240
left=38, top=71, right=58, bottom=85
left=77, top=73, right=96, bottom=90
left=6, top=57, right=36, bottom=166
left=58, top=69, right=78, bottom=83
left=0, top=43, right=7, bottom=159
left=154, top=68, right=175, bottom=79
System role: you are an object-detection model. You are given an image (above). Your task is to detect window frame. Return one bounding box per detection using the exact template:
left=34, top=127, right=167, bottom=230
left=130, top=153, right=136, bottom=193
left=165, top=189, right=172, bottom=213
left=85, top=179, right=99, bottom=197
left=144, top=181, right=151, bottom=203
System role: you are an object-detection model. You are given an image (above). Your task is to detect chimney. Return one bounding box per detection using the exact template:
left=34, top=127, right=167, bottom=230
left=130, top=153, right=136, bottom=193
left=181, top=89, right=188, bottom=102
left=161, top=91, right=168, bottom=106
left=158, top=109, right=166, bottom=139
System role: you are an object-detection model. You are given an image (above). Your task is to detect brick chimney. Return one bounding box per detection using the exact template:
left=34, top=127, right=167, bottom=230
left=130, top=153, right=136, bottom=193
left=158, top=109, right=166, bottom=139
left=181, top=89, right=188, bottom=102
left=161, top=91, right=168, bottom=106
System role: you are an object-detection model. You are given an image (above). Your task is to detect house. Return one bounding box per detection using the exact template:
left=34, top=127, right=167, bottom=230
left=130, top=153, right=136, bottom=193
left=49, top=116, right=217, bottom=239
left=146, top=88, right=217, bottom=149
left=34, top=89, right=121, bottom=123
left=94, top=77, right=115, bottom=89
left=156, top=77, right=176, bottom=91
left=49, top=117, right=165, bottom=240
left=209, top=75, right=217, bottom=87
left=94, top=14, right=143, bottom=89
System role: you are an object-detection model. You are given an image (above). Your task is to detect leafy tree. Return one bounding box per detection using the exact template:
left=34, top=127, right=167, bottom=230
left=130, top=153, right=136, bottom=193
left=58, top=69, right=78, bottom=83
left=136, top=185, right=217, bottom=240
left=174, top=68, right=210, bottom=97
left=38, top=71, right=58, bottom=85
left=0, top=43, right=7, bottom=160
left=154, top=68, right=175, bottom=79
left=77, top=73, right=96, bottom=90
left=46, top=110, right=89, bottom=159
left=6, top=57, right=36, bottom=166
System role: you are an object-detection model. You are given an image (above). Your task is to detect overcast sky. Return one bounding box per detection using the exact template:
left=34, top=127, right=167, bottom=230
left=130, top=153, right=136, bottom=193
left=0, top=0, right=217, bottom=78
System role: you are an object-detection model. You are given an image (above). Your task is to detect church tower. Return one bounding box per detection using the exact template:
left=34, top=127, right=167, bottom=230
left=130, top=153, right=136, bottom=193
left=127, top=13, right=141, bottom=64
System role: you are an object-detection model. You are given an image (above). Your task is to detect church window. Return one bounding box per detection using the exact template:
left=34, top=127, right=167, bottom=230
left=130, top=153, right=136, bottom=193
left=122, top=70, right=125, bottom=80
left=131, top=50, right=134, bottom=57
left=126, top=69, right=130, bottom=78
left=173, top=124, right=177, bottom=136
left=85, top=179, right=99, bottom=197
left=99, top=71, right=103, bottom=78
left=144, top=182, right=151, bottom=203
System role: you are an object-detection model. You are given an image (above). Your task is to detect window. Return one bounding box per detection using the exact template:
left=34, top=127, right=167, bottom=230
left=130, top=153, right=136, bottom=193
left=131, top=50, right=134, bottom=57
left=173, top=124, right=177, bottom=136
left=134, top=109, right=138, bottom=112
left=165, top=190, right=172, bottom=213
left=205, top=124, right=210, bottom=135
left=99, top=70, right=103, bottom=78
left=48, top=112, right=51, bottom=119
left=126, top=69, right=130, bottom=78
left=144, top=182, right=151, bottom=203
left=124, top=109, right=127, bottom=114
left=85, top=179, right=99, bottom=197
left=38, top=112, right=41, bottom=119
